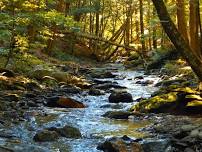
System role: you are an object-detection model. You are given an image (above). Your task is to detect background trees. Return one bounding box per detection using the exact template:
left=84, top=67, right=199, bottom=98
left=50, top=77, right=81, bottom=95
left=0, top=0, right=202, bottom=66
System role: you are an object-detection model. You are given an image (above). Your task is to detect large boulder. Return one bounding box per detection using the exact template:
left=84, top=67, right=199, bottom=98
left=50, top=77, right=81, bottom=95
left=97, top=136, right=143, bottom=152
left=46, top=96, right=85, bottom=108
left=131, top=87, right=202, bottom=114
left=109, top=91, right=133, bottom=103
left=33, top=130, right=59, bottom=142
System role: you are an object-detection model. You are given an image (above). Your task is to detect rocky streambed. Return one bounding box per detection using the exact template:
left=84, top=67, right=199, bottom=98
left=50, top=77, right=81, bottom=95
left=0, top=64, right=201, bottom=152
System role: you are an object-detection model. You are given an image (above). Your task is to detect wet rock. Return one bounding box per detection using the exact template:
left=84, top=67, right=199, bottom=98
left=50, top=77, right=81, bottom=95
left=0, top=68, right=15, bottom=77
left=109, top=91, right=133, bottom=103
left=93, top=83, right=126, bottom=90
left=90, top=71, right=116, bottom=79
left=103, top=111, right=132, bottom=119
left=181, top=125, right=199, bottom=132
left=4, top=94, right=20, bottom=102
left=27, top=101, right=39, bottom=107
left=97, top=136, right=143, bottom=152
left=0, top=144, right=51, bottom=152
left=25, top=81, right=41, bottom=91
left=100, top=104, right=123, bottom=109
left=0, top=131, right=16, bottom=138
left=93, top=79, right=113, bottom=84
left=89, top=88, right=105, bottom=96
left=136, top=80, right=154, bottom=86
left=141, top=139, right=171, bottom=152
left=134, top=76, right=144, bottom=80
left=184, top=148, right=195, bottom=152
left=60, top=85, right=81, bottom=94
left=0, top=146, right=14, bottom=152
left=33, top=129, right=59, bottom=142
left=48, top=125, right=82, bottom=138
left=198, top=132, right=202, bottom=139
left=46, top=96, right=85, bottom=108
left=24, top=92, right=37, bottom=98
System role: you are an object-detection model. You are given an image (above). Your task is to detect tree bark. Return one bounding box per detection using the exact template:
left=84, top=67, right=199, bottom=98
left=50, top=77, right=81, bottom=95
left=152, top=0, right=202, bottom=81
left=189, top=0, right=200, bottom=56
left=176, top=0, right=189, bottom=42
left=139, top=0, right=146, bottom=55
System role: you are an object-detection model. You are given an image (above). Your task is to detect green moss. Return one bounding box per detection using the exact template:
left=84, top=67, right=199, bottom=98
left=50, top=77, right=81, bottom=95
left=130, top=92, right=177, bottom=112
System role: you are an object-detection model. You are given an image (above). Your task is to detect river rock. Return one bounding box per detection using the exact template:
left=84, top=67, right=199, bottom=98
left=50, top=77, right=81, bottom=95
left=51, top=72, right=68, bottom=82
left=103, top=111, right=132, bottom=119
left=46, top=96, right=85, bottom=108
left=89, top=88, right=105, bottom=96
left=30, top=69, right=53, bottom=80
left=0, top=68, right=15, bottom=77
left=198, top=131, right=202, bottom=139
left=25, top=81, right=41, bottom=91
left=184, top=148, right=195, bottom=152
left=42, top=76, right=58, bottom=86
left=141, top=139, right=171, bottom=152
left=90, top=70, right=116, bottom=79
left=136, top=80, right=154, bottom=86
left=0, top=144, right=51, bottom=152
left=109, top=91, right=133, bottom=103
left=93, top=79, right=112, bottom=84
left=33, top=129, right=59, bottom=142
left=134, top=76, right=144, bottom=80
left=190, top=129, right=199, bottom=138
left=48, top=125, right=82, bottom=138
left=97, top=136, right=143, bottom=152
left=93, top=83, right=127, bottom=90
left=60, top=85, right=81, bottom=94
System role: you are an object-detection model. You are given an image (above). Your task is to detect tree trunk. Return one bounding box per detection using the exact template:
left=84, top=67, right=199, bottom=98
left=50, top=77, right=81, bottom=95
left=189, top=0, right=200, bottom=56
left=152, top=7, right=157, bottom=49
left=176, top=0, right=189, bottom=42
left=152, top=0, right=202, bottom=82
left=139, top=0, right=146, bottom=55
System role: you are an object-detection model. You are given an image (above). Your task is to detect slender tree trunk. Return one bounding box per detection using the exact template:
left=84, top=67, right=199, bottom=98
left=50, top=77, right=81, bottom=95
left=152, top=7, right=157, bottom=49
left=189, top=0, right=200, bottom=56
left=176, top=0, right=189, bottom=42
left=152, top=0, right=202, bottom=82
left=139, top=0, right=146, bottom=56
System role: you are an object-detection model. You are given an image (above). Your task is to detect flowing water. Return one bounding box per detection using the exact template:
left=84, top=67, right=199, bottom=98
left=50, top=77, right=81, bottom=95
left=0, top=64, right=161, bottom=152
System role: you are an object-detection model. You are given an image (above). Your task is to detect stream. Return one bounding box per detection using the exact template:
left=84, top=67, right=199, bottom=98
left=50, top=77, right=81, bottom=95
left=0, top=64, right=161, bottom=152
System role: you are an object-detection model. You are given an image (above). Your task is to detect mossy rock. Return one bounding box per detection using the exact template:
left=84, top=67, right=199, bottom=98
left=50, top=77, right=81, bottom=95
left=30, top=69, right=53, bottom=80
left=103, top=111, right=132, bottom=119
left=130, top=92, right=178, bottom=113
left=48, top=125, right=82, bottom=138
left=33, top=130, right=59, bottom=142
left=173, top=87, right=198, bottom=94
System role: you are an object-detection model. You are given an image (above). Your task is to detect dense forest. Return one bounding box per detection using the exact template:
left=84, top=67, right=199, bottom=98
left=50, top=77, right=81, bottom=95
left=0, top=0, right=202, bottom=152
